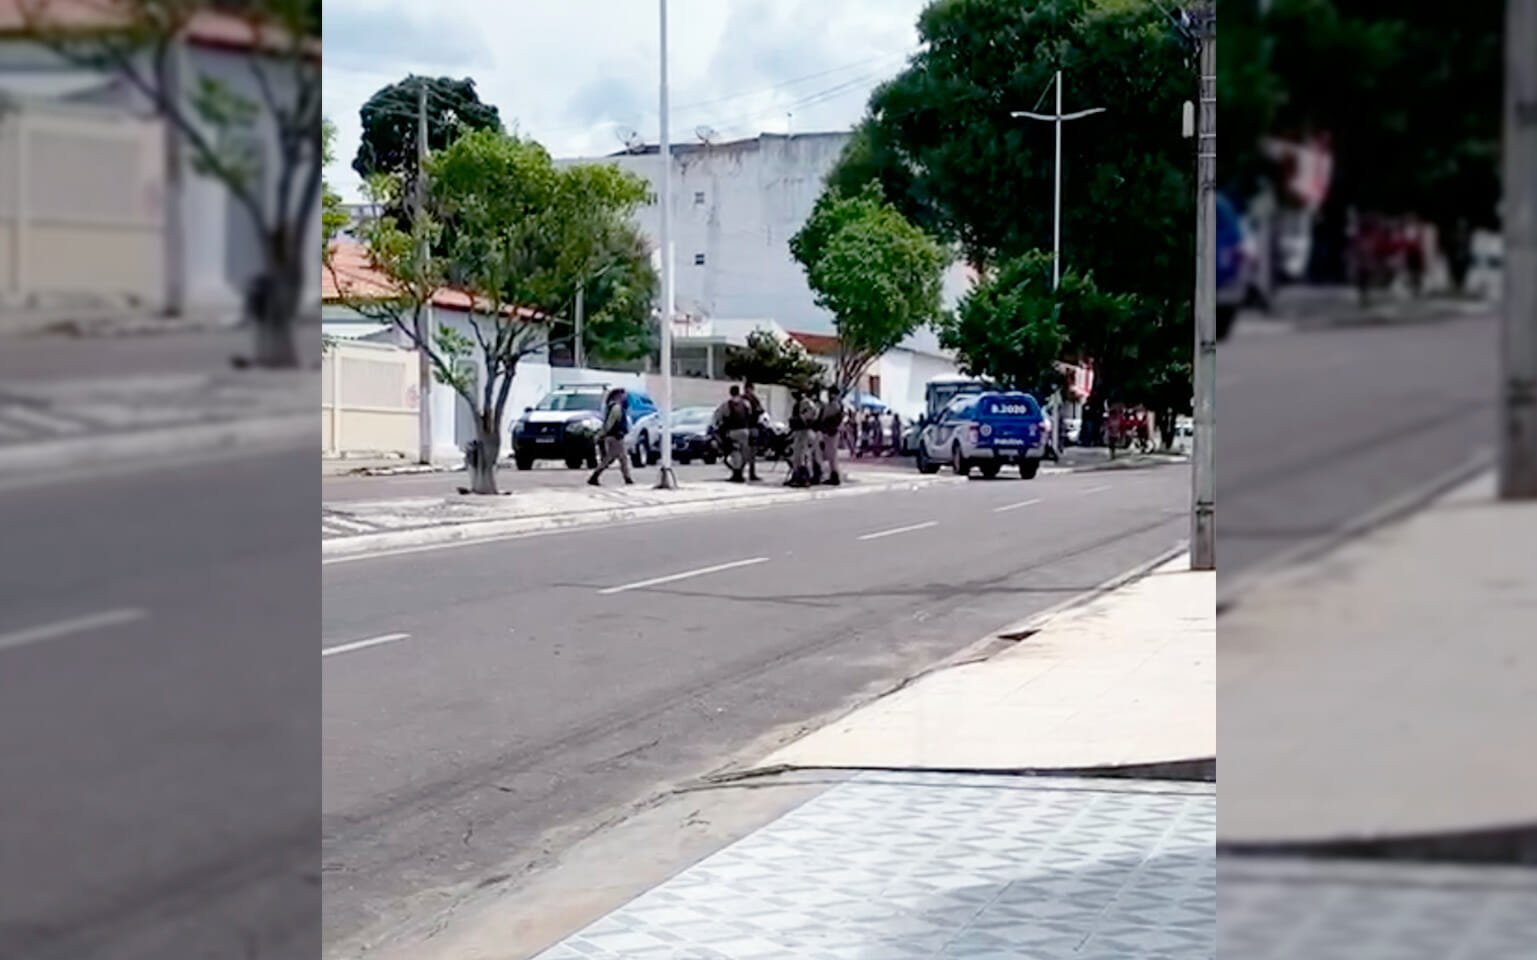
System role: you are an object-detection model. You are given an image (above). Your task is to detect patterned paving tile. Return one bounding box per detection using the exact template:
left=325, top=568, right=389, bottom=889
left=1218, top=857, right=1537, bottom=959
left=533, top=774, right=1215, bottom=959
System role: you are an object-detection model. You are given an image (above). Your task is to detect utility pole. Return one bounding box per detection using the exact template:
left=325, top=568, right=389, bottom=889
left=414, top=78, right=436, bottom=465
left=1500, top=0, right=1537, bottom=499
left=162, top=32, right=186, bottom=318
left=656, top=0, right=678, bottom=489
left=1190, top=5, right=1217, bottom=568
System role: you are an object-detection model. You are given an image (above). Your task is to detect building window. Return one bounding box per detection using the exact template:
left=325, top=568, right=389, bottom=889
left=693, top=190, right=706, bottom=204
left=694, top=253, right=706, bottom=266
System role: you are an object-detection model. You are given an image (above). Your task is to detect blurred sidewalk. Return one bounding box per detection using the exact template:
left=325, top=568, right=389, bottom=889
left=1220, top=470, right=1537, bottom=847
left=753, top=552, right=1214, bottom=772
left=1266, top=284, right=1497, bottom=329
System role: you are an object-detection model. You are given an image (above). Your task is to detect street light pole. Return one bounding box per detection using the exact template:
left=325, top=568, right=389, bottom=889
left=415, top=78, right=437, bottom=466
left=1012, top=72, right=1104, bottom=473
left=656, top=0, right=678, bottom=489
left=1499, top=0, right=1536, bottom=499
left=1011, top=72, right=1106, bottom=289
left=1190, top=5, right=1217, bottom=569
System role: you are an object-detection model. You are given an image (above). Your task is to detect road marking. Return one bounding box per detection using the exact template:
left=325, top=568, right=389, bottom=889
left=0, top=608, right=146, bottom=653
left=322, top=633, right=411, bottom=658
left=1082, top=484, right=1112, bottom=495
left=994, top=498, right=1042, bottom=513
left=598, top=557, right=770, bottom=595
left=2, top=405, right=88, bottom=434
left=857, top=520, right=938, bottom=541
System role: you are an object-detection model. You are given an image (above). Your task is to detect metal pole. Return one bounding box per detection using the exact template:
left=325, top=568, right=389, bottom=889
left=1499, top=0, right=1537, bottom=499
left=1053, top=70, right=1063, bottom=290
left=656, top=0, right=678, bottom=488
left=574, top=284, right=586, bottom=369
left=1191, top=7, right=1216, bottom=568
left=415, top=78, right=435, bottom=465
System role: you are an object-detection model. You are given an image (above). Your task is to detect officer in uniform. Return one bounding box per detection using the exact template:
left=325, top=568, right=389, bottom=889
left=819, top=387, right=845, bottom=486
left=786, top=387, right=819, bottom=487
left=588, top=387, right=633, bottom=486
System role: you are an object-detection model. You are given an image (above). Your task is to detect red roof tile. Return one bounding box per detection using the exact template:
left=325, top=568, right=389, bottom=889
left=322, top=238, right=540, bottom=320
left=788, top=331, right=840, bottom=355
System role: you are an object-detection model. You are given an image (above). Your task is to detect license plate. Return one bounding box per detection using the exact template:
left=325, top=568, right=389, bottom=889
left=995, top=438, right=1022, bottom=446
left=535, top=437, right=556, bottom=444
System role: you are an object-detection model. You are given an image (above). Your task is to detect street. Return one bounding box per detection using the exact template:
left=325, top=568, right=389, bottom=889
left=322, top=460, right=1189, bottom=952
left=0, top=442, right=318, bottom=959
left=1219, top=308, right=1499, bottom=583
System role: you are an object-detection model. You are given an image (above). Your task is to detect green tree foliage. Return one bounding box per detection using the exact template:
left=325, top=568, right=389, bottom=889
left=332, top=130, right=653, bottom=494
left=723, top=330, right=827, bottom=392
left=322, top=116, right=347, bottom=251
left=789, top=183, right=949, bottom=393
left=941, top=251, right=1068, bottom=396
left=352, top=74, right=503, bottom=221
left=827, top=0, right=1195, bottom=415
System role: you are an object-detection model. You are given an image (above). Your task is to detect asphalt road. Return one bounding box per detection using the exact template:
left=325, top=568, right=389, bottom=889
left=0, top=441, right=319, bottom=959
left=0, top=326, right=320, bottom=382
left=1219, top=309, right=1499, bottom=582
left=321, top=461, right=1189, bottom=953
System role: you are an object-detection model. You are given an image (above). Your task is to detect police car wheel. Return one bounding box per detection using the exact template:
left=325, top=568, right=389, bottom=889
left=916, top=445, right=940, bottom=475
left=1020, top=458, right=1042, bottom=480
left=951, top=445, right=969, bottom=477
left=515, top=454, right=534, bottom=471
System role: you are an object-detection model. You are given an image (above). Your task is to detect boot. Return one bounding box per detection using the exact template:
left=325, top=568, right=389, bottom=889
left=587, top=473, right=601, bottom=486
left=825, top=471, right=841, bottom=486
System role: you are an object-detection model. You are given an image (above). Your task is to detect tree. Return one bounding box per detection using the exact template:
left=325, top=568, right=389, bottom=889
left=351, top=74, right=502, bottom=223
left=330, top=129, right=653, bottom=495
left=825, top=0, right=1194, bottom=413
left=940, top=252, right=1067, bottom=397
left=322, top=116, right=347, bottom=251
left=789, top=182, right=949, bottom=394
left=23, top=0, right=322, bottom=368
left=723, top=330, right=826, bottom=392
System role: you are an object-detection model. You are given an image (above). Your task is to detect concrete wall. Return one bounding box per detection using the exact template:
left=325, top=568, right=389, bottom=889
left=0, top=100, right=163, bottom=306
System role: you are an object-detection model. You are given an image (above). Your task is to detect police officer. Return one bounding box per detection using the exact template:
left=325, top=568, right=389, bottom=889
left=786, top=386, right=818, bottom=487
left=713, top=385, right=757, bottom=483
left=588, top=387, right=633, bottom=486
left=819, top=387, right=845, bottom=486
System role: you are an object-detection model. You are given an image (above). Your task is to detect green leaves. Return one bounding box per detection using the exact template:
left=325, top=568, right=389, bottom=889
left=724, top=331, right=826, bottom=391
left=790, top=183, right=950, bottom=391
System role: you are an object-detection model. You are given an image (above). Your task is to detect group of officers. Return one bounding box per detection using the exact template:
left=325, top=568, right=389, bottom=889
left=711, top=382, right=847, bottom=487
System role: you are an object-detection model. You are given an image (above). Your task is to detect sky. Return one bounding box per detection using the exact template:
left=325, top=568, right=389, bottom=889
left=322, top=0, right=932, bottom=203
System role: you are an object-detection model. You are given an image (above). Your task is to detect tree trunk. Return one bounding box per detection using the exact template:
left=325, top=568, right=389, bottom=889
left=250, top=231, right=302, bottom=369
left=468, top=421, right=501, bottom=495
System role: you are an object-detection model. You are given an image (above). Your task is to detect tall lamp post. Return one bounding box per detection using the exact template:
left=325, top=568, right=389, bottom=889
left=655, top=0, right=678, bottom=489
left=1012, top=71, right=1105, bottom=459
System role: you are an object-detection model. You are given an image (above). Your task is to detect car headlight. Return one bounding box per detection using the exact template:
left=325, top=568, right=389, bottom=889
left=568, top=417, right=600, bottom=436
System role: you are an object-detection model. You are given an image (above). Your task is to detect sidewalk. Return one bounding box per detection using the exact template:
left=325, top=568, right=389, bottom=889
left=496, top=550, right=1215, bottom=960
left=322, top=470, right=955, bottom=557
left=1267, top=284, right=1496, bottom=329
left=1220, top=470, right=1537, bottom=847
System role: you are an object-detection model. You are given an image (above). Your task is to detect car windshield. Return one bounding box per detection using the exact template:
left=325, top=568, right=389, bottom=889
left=537, top=391, right=604, bottom=412
left=672, top=408, right=712, bottom=426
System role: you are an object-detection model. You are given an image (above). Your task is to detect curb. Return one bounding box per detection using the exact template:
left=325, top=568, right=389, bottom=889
left=321, top=475, right=951, bottom=560
left=0, top=413, right=314, bottom=480
left=1217, top=452, right=1494, bottom=613
left=1220, top=822, right=1537, bottom=867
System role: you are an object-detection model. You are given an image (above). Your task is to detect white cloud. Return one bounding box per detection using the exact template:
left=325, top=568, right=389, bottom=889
left=322, top=0, right=926, bottom=201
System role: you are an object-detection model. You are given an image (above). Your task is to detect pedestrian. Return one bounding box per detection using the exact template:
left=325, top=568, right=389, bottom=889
left=888, top=410, right=901, bottom=456
left=713, top=385, right=758, bottom=483
left=588, top=387, right=633, bottom=486
left=786, top=387, right=819, bottom=487
left=819, top=387, right=845, bottom=486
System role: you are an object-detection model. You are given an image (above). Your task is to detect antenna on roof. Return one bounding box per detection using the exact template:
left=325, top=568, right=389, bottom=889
left=616, top=125, right=645, bottom=153
left=695, top=125, right=717, bottom=145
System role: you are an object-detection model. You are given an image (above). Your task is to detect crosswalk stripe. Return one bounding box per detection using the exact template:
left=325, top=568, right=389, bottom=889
left=1, top=405, right=90, bottom=434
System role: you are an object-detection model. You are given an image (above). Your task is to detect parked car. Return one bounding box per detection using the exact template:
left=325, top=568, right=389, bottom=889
left=625, top=397, right=666, bottom=468
left=512, top=385, right=655, bottom=470
left=667, top=407, right=721, bottom=465
left=915, top=391, right=1050, bottom=479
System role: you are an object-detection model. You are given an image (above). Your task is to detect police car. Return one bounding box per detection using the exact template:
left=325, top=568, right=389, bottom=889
left=915, top=390, right=1050, bottom=479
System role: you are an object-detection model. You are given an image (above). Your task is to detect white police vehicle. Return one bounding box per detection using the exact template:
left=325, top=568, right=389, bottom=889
left=915, top=390, right=1050, bottom=479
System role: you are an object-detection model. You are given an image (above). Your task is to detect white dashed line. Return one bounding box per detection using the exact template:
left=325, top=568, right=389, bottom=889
left=1082, top=485, right=1112, bottom=495
left=599, top=557, right=771, bottom=595
left=323, top=633, right=411, bottom=658
left=857, top=520, right=938, bottom=541
left=0, top=608, right=146, bottom=653
left=994, top=498, right=1042, bottom=513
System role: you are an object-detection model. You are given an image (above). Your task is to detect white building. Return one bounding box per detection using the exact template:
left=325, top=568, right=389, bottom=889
left=559, top=131, right=969, bottom=392
left=0, top=7, right=321, bottom=315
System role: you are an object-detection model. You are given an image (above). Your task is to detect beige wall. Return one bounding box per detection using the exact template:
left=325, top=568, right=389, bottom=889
left=0, top=100, right=164, bottom=305
left=322, top=340, right=419, bottom=457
